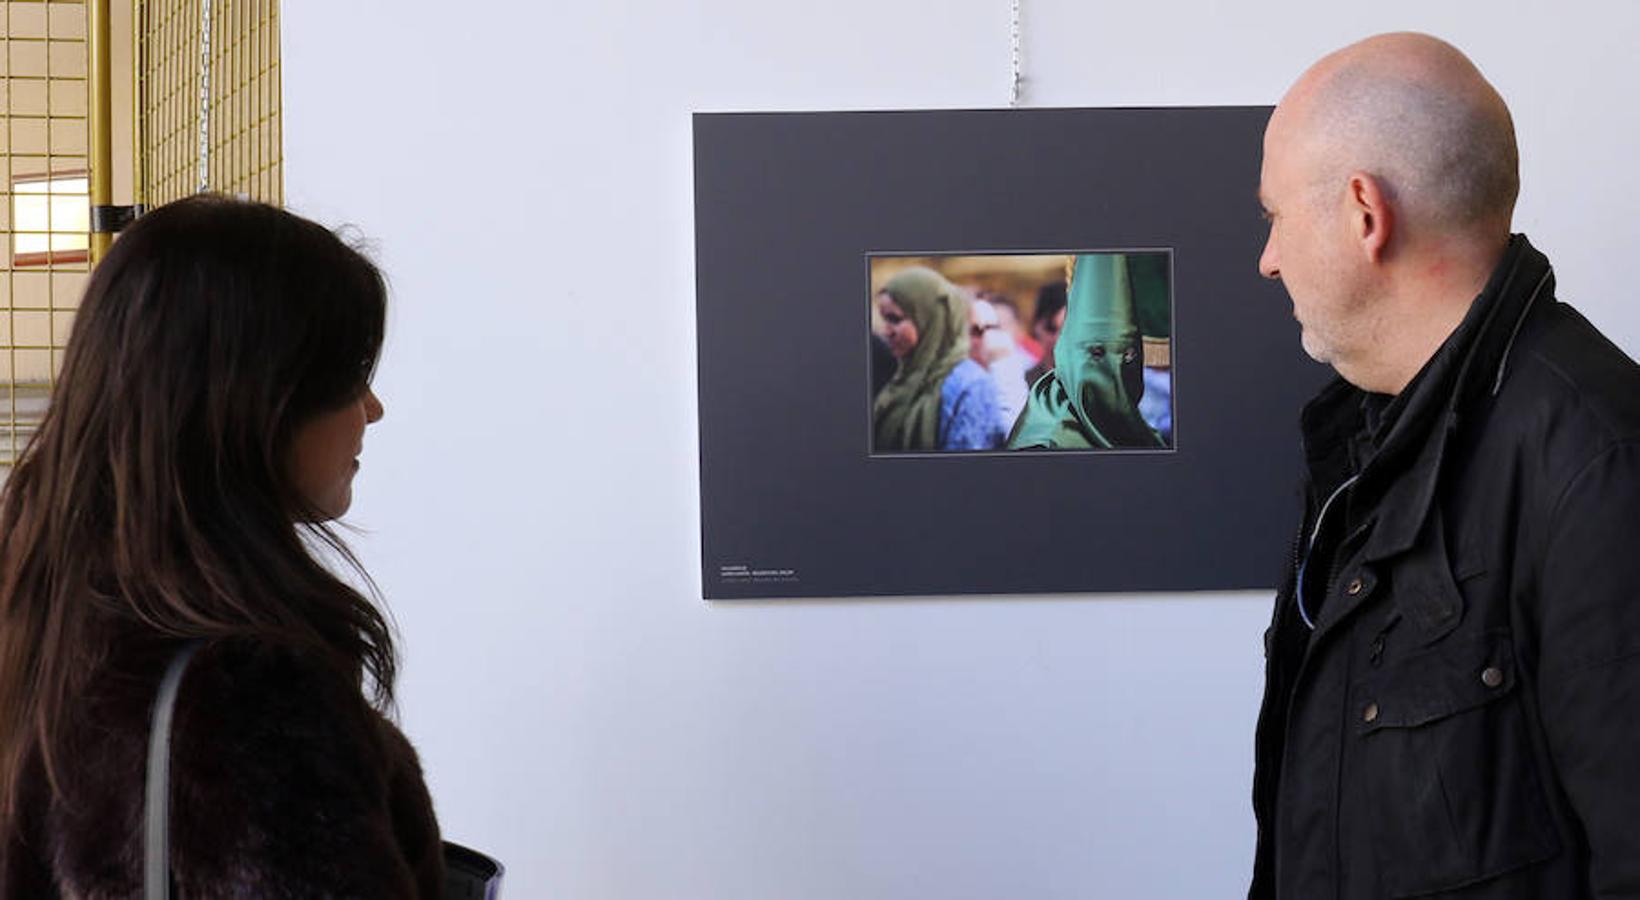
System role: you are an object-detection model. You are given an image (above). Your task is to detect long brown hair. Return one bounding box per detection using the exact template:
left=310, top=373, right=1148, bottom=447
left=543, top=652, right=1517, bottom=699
left=0, top=195, right=396, bottom=827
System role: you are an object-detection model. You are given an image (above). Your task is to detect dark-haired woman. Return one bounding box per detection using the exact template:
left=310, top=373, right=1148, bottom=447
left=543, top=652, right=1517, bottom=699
left=0, top=196, right=444, bottom=896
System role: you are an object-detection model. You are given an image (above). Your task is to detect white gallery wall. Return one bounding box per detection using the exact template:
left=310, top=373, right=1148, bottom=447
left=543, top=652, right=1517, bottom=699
left=282, top=3, right=1640, bottom=897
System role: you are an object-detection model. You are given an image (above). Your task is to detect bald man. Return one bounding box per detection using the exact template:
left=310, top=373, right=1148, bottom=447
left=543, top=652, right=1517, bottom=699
left=1251, top=34, right=1640, bottom=899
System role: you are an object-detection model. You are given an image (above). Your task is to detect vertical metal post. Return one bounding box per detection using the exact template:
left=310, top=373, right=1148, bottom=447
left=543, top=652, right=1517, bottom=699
left=88, top=0, right=115, bottom=262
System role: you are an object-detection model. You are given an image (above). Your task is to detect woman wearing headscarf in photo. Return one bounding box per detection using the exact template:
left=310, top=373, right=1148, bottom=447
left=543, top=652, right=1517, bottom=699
left=1008, top=254, right=1166, bottom=450
left=872, top=267, right=1005, bottom=453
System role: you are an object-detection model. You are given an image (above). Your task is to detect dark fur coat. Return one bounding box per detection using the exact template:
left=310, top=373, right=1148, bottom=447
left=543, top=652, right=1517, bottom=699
left=2, top=639, right=444, bottom=898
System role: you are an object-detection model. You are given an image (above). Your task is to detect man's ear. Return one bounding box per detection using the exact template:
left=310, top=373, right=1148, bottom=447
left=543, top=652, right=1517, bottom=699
left=1347, top=171, right=1392, bottom=264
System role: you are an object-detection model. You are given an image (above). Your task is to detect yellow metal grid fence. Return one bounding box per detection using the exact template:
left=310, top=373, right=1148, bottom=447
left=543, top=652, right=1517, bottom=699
left=2, top=0, right=90, bottom=466
left=3, top=0, right=280, bottom=468
left=137, top=0, right=281, bottom=207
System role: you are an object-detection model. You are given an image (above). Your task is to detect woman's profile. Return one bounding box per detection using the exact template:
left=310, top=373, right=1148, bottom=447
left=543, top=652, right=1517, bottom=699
left=0, top=196, right=444, bottom=896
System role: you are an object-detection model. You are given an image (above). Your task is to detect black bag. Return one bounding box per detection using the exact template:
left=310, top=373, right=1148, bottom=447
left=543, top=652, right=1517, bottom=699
left=443, top=842, right=505, bottom=899
left=144, top=640, right=504, bottom=899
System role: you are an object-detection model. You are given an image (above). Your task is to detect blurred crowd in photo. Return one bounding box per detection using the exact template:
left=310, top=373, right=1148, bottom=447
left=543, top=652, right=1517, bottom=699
left=870, top=253, right=1174, bottom=454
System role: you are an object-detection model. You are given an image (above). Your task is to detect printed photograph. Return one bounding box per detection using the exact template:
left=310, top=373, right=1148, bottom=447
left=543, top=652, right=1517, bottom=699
left=696, top=106, right=1318, bottom=597
left=869, top=251, right=1173, bottom=454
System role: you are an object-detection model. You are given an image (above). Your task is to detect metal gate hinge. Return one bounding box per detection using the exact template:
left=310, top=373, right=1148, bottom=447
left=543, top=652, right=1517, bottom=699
left=90, top=204, right=144, bottom=234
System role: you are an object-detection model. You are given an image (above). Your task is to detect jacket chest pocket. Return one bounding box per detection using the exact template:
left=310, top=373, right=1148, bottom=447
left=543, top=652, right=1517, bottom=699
left=1349, top=630, right=1560, bottom=896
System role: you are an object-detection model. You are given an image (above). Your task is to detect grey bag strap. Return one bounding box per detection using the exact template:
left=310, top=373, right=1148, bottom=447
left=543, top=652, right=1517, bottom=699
left=144, top=639, right=204, bottom=900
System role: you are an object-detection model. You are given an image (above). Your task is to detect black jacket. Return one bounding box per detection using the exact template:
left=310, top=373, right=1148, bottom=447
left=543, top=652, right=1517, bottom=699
left=1, top=639, right=445, bottom=898
left=1251, top=235, right=1640, bottom=898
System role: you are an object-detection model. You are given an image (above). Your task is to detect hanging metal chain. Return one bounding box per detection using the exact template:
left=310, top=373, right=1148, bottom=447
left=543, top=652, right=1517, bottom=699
left=1009, top=0, right=1023, bottom=107
left=197, top=0, right=213, bottom=192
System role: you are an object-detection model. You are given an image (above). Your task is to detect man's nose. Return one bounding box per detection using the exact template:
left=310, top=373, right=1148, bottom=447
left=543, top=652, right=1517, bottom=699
left=1258, top=240, right=1280, bottom=280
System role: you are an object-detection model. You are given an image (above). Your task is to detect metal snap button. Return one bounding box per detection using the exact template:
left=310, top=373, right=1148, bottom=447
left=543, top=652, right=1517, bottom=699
left=1346, top=577, right=1364, bottom=596
left=1481, top=667, right=1505, bottom=688
left=1363, top=702, right=1379, bottom=723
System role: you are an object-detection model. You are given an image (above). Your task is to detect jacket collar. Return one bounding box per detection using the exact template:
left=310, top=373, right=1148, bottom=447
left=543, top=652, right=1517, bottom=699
left=1299, top=234, right=1555, bottom=564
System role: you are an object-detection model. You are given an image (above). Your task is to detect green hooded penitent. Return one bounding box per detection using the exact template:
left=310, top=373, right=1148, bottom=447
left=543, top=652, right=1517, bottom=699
left=1007, top=254, right=1164, bottom=450
left=872, top=267, right=972, bottom=452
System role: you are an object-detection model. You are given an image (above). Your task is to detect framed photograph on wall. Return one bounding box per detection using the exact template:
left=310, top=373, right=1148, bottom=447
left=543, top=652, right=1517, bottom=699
left=694, top=106, right=1332, bottom=599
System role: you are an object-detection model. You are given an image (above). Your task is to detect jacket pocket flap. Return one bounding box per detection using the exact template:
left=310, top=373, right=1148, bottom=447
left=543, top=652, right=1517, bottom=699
left=1354, top=632, right=1516, bottom=734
